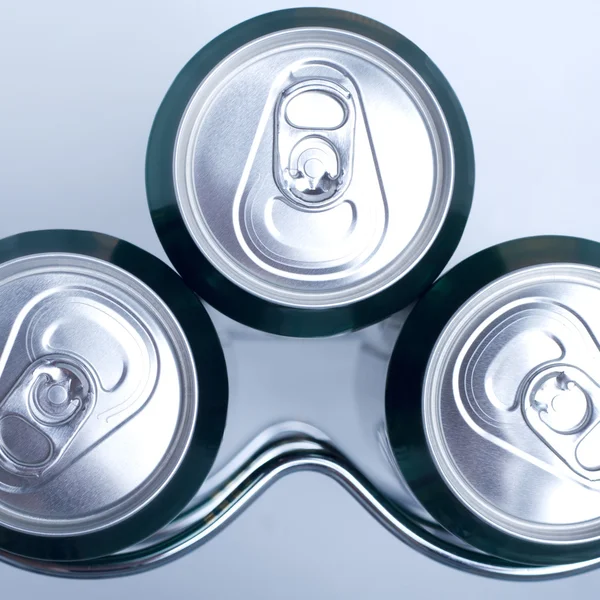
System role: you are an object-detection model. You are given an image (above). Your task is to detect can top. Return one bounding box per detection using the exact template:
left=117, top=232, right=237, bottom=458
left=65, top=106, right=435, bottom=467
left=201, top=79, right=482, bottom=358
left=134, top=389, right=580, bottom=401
left=174, top=24, right=455, bottom=308
left=425, top=262, right=600, bottom=546
left=0, top=252, right=197, bottom=539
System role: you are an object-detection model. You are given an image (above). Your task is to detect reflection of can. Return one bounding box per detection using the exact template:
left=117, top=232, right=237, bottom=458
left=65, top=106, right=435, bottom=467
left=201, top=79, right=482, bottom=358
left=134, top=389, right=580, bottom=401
left=386, top=236, right=600, bottom=566
left=147, top=8, right=474, bottom=337
left=0, top=230, right=227, bottom=561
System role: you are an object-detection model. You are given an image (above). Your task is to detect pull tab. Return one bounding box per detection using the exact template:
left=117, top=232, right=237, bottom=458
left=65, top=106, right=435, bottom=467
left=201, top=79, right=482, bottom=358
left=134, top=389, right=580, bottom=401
left=233, top=61, right=387, bottom=279
left=0, top=356, right=94, bottom=480
left=274, top=80, right=355, bottom=209
left=523, top=365, right=600, bottom=480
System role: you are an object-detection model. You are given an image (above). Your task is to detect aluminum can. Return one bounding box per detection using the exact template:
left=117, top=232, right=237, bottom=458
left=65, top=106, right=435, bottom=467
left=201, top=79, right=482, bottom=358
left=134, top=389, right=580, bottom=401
left=0, top=230, right=227, bottom=561
left=387, top=236, right=600, bottom=566
left=147, top=8, right=474, bottom=336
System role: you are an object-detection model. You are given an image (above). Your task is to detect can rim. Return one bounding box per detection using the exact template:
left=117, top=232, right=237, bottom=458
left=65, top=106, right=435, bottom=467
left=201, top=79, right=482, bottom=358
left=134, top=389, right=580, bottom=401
left=146, top=7, right=474, bottom=337
left=0, top=230, right=228, bottom=561
left=385, top=235, right=600, bottom=566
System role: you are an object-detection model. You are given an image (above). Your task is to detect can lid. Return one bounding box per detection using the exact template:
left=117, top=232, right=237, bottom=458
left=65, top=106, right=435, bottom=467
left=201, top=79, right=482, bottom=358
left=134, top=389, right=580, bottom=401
left=0, top=231, right=228, bottom=561
left=387, top=236, right=600, bottom=565
left=426, top=262, right=600, bottom=544
left=148, top=9, right=474, bottom=335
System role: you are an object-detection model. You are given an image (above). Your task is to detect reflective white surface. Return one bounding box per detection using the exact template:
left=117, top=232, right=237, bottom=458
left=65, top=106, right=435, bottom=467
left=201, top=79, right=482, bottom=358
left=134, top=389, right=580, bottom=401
left=2, top=0, right=600, bottom=596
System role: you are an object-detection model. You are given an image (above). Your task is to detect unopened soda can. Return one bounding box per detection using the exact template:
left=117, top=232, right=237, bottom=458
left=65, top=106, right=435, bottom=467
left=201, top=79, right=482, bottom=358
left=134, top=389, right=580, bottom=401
left=147, top=8, right=474, bottom=337
left=387, top=236, right=600, bottom=566
left=0, top=230, right=227, bottom=561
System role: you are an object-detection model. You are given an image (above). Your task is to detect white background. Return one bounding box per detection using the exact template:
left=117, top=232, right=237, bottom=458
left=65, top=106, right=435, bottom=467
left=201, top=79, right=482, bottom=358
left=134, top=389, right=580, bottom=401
left=1, top=0, right=600, bottom=597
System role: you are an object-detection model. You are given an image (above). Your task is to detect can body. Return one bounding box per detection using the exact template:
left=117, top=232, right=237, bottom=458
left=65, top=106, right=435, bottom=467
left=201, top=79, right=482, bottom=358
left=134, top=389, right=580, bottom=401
left=0, top=230, right=227, bottom=561
left=386, top=236, right=600, bottom=566
left=147, top=8, right=474, bottom=336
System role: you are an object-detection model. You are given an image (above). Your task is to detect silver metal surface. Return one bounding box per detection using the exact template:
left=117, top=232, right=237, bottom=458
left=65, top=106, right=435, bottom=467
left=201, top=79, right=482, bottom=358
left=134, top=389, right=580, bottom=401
left=425, top=263, right=600, bottom=544
left=174, top=27, right=454, bottom=308
left=0, top=253, right=197, bottom=536
left=194, top=310, right=429, bottom=523
left=5, top=436, right=600, bottom=581
left=5, top=312, right=600, bottom=580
